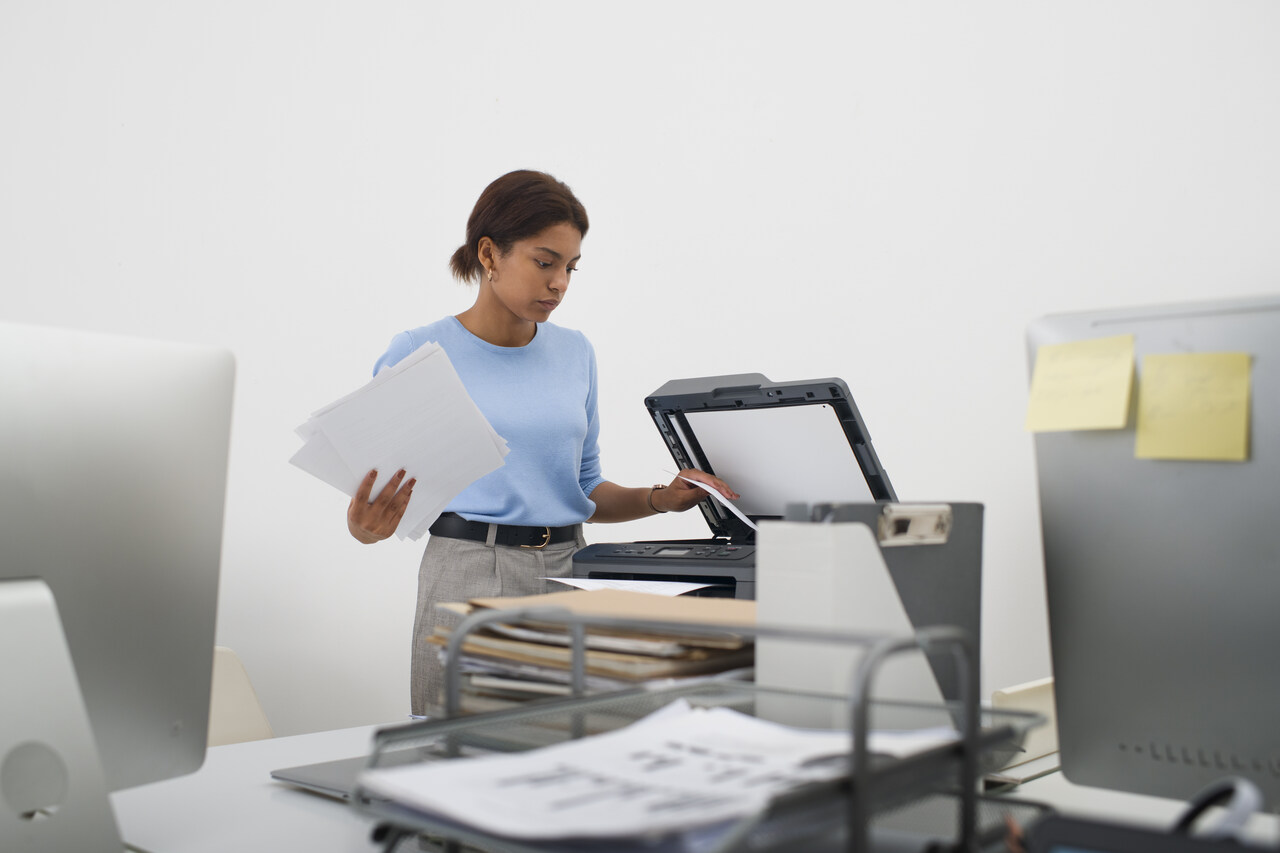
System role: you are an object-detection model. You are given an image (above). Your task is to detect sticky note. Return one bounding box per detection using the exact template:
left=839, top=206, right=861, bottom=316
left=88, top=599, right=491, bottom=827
left=1135, top=352, right=1251, bottom=461
left=1025, top=335, right=1135, bottom=432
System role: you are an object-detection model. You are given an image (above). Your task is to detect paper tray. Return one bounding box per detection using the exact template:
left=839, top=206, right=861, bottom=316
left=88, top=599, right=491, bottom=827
left=353, top=681, right=1042, bottom=853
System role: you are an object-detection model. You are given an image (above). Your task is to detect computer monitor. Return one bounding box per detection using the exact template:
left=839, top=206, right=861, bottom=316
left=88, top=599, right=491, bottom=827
left=0, top=322, right=234, bottom=850
left=1027, top=295, right=1280, bottom=805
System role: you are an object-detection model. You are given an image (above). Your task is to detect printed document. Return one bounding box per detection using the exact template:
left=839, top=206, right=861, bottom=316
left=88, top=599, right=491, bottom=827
left=357, top=698, right=956, bottom=841
left=290, top=342, right=508, bottom=540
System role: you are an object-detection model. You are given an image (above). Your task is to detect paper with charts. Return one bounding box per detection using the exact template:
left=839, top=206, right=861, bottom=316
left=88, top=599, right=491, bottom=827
left=356, top=698, right=957, bottom=842
left=290, top=341, right=508, bottom=540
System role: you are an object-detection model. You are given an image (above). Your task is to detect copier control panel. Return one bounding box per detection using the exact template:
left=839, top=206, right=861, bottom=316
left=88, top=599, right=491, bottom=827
left=600, top=542, right=751, bottom=560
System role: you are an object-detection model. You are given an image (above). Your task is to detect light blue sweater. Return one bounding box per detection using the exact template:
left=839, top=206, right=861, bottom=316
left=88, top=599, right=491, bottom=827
left=372, top=316, right=605, bottom=526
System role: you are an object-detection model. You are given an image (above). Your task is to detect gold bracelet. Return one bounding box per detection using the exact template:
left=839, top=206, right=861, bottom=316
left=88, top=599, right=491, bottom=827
left=647, top=484, right=668, bottom=513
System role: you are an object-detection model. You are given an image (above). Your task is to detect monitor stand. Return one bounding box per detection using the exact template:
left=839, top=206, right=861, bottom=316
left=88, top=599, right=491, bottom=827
left=0, top=579, right=122, bottom=852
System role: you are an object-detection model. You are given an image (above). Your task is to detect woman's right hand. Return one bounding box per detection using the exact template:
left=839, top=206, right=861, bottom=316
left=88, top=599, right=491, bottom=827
left=347, top=469, right=416, bottom=544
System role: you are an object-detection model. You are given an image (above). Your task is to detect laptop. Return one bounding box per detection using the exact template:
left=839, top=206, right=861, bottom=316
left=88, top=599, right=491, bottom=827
left=271, top=740, right=442, bottom=801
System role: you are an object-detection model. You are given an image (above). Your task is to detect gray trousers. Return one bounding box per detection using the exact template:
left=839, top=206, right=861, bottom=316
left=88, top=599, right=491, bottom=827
left=410, top=526, right=586, bottom=716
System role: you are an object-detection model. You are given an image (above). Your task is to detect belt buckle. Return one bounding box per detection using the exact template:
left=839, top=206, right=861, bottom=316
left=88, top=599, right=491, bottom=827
left=521, top=526, right=551, bottom=549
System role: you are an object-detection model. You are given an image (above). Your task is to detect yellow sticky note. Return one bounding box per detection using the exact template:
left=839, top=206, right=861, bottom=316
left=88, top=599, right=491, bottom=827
left=1025, top=335, right=1135, bottom=432
left=1135, top=352, right=1251, bottom=461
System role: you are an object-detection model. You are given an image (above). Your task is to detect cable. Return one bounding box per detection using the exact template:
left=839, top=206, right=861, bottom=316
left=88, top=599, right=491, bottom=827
left=1171, top=776, right=1267, bottom=844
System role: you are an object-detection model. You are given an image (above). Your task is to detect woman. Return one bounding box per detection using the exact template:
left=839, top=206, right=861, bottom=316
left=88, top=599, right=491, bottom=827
left=347, top=169, right=737, bottom=715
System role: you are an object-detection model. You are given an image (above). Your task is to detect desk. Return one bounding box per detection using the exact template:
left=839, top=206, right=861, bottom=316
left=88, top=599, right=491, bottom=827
left=1012, top=772, right=1280, bottom=847
left=111, top=723, right=388, bottom=852
left=110, top=724, right=1280, bottom=852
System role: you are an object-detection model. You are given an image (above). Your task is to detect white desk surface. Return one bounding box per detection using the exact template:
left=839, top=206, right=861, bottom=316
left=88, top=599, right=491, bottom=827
left=111, top=723, right=391, bottom=853
left=110, top=723, right=1280, bottom=852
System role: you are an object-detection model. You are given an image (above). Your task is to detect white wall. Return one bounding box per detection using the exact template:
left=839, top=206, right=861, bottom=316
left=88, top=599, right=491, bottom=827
left=4, top=1, right=1278, bottom=736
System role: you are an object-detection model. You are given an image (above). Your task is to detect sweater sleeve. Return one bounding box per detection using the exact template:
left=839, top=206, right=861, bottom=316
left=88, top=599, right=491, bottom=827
left=371, top=330, right=419, bottom=375
left=578, top=337, right=606, bottom=498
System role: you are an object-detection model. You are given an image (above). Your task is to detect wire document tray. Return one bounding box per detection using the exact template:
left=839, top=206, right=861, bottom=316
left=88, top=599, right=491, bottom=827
left=352, top=607, right=1043, bottom=853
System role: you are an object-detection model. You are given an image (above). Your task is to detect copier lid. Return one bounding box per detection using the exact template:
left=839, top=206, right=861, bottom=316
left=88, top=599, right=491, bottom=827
left=645, top=373, right=896, bottom=541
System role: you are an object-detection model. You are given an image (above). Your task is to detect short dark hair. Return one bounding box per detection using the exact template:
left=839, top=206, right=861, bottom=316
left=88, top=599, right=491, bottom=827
left=450, top=170, right=589, bottom=282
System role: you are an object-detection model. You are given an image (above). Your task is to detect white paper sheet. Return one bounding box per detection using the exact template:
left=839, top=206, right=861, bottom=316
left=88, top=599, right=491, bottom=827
left=669, top=471, right=758, bottom=531
left=290, top=342, right=508, bottom=540
left=544, top=577, right=714, bottom=596
left=357, top=698, right=957, bottom=841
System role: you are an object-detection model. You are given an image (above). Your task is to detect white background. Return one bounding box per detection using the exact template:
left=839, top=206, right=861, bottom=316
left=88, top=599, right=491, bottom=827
left=3, top=1, right=1278, bottom=736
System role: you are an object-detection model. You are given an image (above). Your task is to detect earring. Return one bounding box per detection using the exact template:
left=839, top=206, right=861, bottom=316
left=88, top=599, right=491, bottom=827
left=486, top=268, right=493, bottom=282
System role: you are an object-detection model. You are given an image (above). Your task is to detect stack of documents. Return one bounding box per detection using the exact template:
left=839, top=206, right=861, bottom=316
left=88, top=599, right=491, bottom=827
left=290, top=342, right=508, bottom=540
left=357, top=697, right=958, bottom=847
left=432, top=589, right=757, bottom=710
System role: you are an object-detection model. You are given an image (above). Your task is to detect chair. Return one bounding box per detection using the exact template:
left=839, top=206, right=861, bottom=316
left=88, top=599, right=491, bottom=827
left=208, top=645, right=275, bottom=746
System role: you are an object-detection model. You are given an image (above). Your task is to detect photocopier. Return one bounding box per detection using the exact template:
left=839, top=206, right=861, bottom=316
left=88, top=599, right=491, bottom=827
left=571, top=373, right=897, bottom=599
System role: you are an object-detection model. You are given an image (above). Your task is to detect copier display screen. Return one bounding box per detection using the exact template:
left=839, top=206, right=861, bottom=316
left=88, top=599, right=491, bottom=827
left=655, top=547, right=692, bottom=556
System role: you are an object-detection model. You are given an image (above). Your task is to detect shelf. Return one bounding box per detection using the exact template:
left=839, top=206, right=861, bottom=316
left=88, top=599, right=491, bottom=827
left=351, top=605, right=1044, bottom=852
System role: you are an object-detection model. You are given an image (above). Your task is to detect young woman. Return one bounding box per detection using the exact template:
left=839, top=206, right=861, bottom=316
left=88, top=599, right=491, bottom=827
left=346, top=170, right=737, bottom=715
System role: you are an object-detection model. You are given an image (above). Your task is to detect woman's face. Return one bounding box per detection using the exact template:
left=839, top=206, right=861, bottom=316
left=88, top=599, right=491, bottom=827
left=482, top=222, right=582, bottom=325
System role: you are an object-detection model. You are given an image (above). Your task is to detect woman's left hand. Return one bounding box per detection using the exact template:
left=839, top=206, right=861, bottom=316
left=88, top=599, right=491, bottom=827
left=653, top=468, right=739, bottom=513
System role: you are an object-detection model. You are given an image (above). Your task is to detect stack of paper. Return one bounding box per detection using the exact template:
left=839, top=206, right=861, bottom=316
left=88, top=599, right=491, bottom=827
left=357, top=698, right=958, bottom=844
left=290, top=342, right=508, bottom=540
left=432, top=589, right=757, bottom=710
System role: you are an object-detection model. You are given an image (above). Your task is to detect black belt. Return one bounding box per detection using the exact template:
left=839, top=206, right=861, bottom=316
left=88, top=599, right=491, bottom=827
left=428, top=512, right=578, bottom=549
